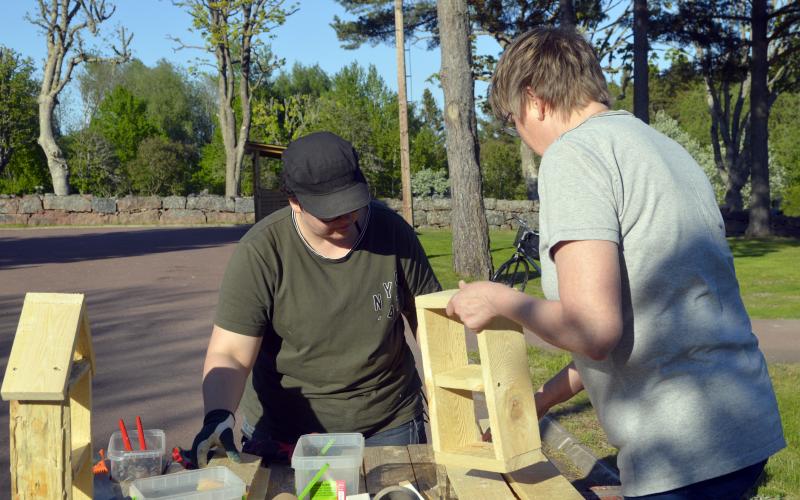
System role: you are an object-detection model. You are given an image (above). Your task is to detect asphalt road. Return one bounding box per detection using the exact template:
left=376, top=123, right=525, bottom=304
left=0, top=225, right=797, bottom=493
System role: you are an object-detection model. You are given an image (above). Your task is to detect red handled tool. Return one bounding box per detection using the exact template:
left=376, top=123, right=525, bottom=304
left=136, top=415, right=147, bottom=450
left=118, top=418, right=133, bottom=451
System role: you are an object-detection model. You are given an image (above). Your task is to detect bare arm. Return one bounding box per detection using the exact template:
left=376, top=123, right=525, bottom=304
left=202, top=324, right=262, bottom=414
left=446, top=240, right=623, bottom=360
left=535, top=362, right=584, bottom=419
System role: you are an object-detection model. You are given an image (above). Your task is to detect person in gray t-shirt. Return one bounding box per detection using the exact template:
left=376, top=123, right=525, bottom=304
left=446, top=27, right=785, bottom=498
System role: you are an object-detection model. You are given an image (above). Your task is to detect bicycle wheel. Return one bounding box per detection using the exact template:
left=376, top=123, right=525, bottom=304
left=492, top=254, right=530, bottom=292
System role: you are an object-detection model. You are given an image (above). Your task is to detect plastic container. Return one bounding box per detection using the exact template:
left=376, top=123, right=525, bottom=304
left=128, top=466, right=246, bottom=500
left=107, top=429, right=166, bottom=482
left=291, top=433, right=364, bottom=499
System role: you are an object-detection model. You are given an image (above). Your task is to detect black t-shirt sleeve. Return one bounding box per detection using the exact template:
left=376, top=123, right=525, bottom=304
left=214, top=240, right=273, bottom=337
left=396, top=218, right=441, bottom=332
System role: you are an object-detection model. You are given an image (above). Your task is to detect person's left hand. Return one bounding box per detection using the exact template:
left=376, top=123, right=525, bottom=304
left=446, top=280, right=507, bottom=331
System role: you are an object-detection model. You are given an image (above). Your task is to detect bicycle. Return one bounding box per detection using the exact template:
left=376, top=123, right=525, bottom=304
left=491, top=216, right=541, bottom=292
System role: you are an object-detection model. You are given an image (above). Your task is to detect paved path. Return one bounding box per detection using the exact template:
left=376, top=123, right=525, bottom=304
left=0, top=226, right=797, bottom=493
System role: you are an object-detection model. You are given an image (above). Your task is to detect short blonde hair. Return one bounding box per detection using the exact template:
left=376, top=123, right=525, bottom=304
left=490, top=27, right=611, bottom=123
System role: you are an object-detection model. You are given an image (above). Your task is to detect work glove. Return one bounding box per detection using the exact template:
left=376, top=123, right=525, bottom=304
left=190, top=409, right=241, bottom=468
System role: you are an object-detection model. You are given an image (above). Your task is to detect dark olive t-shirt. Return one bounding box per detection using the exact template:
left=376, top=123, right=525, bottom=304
left=214, top=202, right=441, bottom=441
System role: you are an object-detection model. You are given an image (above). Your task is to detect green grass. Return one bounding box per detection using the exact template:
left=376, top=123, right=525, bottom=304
left=729, top=238, right=800, bottom=319
left=525, top=347, right=799, bottom=498
left=418, top=230, right=800, bottom=319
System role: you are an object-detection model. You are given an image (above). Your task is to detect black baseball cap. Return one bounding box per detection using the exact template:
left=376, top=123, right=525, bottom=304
left=282, top=132, right=371, bottom=219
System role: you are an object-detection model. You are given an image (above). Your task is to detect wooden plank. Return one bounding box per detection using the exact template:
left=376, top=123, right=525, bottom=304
left=363, top=445, right=415, bottom=495
left=446, top=466, right=514, bottom=500
left=208, top=450, right=269, bottom=499
left=9, top=400, right=69, bottom=499
left=436, top=445, right=545, bottom=474
left=2, top=293, right=86, bottom=400
left=75, top=309, right=96, bottom=374
left=414, top=289, right=457, bottom=309
left=504, top=459, right=583, bottom=500
left=408, top=444, right=451, bottom=500
left=265, top=463, right=296, bottom=499
left=478, top=323, right=541, bottom=472
left=415, top=308, right=478, bottom=455
left=435, top=365, right=483, bottom=391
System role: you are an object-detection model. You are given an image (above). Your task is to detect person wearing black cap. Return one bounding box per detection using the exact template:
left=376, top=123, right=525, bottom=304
left=190, top=132, right=441, bottom=467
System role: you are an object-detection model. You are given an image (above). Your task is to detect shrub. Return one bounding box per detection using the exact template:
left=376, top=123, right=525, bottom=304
left=126, top=136, right=197, bottom=195
left=411, top=168, right=450, bottom=198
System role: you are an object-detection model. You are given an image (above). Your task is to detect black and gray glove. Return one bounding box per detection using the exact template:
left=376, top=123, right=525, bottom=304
left=190, top=409, right=241, bottom=468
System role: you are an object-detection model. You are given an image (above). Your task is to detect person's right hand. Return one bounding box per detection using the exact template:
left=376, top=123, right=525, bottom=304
left=190, top=409, right=241, bottom=468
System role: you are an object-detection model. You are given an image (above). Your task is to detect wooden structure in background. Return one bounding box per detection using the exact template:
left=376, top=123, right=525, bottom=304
left=415, top=289, right=581, bottom=499
left=246, top=141, right=288, bottom=222
left=1, top=293, right=95, bottom=499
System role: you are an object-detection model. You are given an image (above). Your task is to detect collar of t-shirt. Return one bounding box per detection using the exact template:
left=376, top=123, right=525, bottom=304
left=291, top=204, right=372, bottom=261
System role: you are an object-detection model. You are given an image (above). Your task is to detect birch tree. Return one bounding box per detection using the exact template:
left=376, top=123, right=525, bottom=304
left=27, top=0, right=130, bottom=195
left=173, top=0, right=294, bottom=198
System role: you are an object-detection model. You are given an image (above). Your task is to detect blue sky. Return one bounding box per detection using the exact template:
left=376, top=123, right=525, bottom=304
left=0, top=0, right=503, bottom=127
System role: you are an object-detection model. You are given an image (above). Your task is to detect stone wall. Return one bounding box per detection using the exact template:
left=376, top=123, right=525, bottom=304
left=0, top=194, right=255, bottom=226
left=381, top=197, right=540, bottom=230
left=0, top=194, right=540, bottom=230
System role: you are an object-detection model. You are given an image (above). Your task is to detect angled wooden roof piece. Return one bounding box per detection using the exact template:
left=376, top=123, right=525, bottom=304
left=1, top=293, right=95, bottom=401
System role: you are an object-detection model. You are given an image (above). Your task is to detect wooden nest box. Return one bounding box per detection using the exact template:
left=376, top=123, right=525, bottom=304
left=415, top=289, right=545, bottom=473
left=1, top=293, right=95, bottom=499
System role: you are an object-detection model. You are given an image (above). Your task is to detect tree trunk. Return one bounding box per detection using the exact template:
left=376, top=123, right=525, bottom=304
left=395, top=0, right=413, bottom=225
left=37, top=94, right=69, bottom=195
left=559, top=0, right=576, bottom=29
left=633, top=0, right=650, bottom=124
left=746, top=0, right=770, bottom=237
left=520, top=141, right=538, bottom=200
left=437, top=0, right=492, bottom=279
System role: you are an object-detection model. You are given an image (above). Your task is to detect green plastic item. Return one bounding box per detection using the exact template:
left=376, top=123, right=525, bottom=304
left=297, top=437, right=336, bottom=500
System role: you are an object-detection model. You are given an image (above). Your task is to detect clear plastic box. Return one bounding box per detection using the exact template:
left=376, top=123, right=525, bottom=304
left=107, top=429, right=166, bottom=482
left=128, top=466, right=246, bottom=500
left=291, top=433, right=365, bottom=498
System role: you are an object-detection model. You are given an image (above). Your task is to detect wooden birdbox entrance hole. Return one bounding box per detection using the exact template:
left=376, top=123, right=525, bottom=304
left=415, top=290, right=545, bottom=474
left=1, top=293, right=96, bottom=500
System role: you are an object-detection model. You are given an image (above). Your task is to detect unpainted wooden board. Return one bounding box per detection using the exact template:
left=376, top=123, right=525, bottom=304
left=406, top=445, right=442, bottom=500
left=435, top=365, right=483, bottom=391
left=436, top=445, right=545, bottom=474
left=446, top=466, right=514, bottom=500
left=9, top=400, right=69, bottom=499
left=415, top=308, right=478, bottom=454
left=363, top=445, right=415, bottom=495
left=413, top=289, right=458, bottom=309
left=265, top=463, right=296, bottom=498
left=504, top=459, right=583, bottom=500
left=478, top=327, right=541, bottom=470
left=208, top=450, right=269, bottom=499
left=2, top=293, right=87, bottom=400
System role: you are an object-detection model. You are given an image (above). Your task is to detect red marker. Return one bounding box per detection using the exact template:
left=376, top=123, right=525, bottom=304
left=136, top=415, right=147, bottom=450
left=118, top=419, right=133, bottom=451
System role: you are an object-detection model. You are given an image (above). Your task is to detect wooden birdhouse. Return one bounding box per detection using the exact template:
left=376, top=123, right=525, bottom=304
left=1, top=293, right=95, bottom=500
left=415, top=289, right=545, bottom=473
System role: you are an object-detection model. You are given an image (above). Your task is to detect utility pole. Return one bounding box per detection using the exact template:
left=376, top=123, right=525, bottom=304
left=394, top=0, right=413, bottom=225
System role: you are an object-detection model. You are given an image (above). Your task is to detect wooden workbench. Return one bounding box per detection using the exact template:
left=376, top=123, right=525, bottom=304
left=94, top=444, right=580, bottom=499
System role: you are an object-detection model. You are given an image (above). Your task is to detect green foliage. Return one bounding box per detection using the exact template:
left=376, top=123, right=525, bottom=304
left=0, top=46, right=42, bottom=188
left=307, top=62, right=402, bottom=197
left=126, top=136, right=197, bottom=196
left=650, top=110, right=722, bottom=201
left=411, top=168, right=449, bottom=198
left=66, top=129, right=124, bottom=196
left=0, top=144, right=50, bottom=195
left=480, top=137, right=526, bottom=200
left=79, top=59, right=216, bottom=148
left=194, top=127, right=227, bottom=195
left=91, top=86, right=159, bottom=163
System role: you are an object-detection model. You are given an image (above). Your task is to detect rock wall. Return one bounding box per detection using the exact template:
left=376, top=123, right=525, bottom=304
left=0, top=194, right=540, bottom=229
left=0, top=194, right=255, bottom=226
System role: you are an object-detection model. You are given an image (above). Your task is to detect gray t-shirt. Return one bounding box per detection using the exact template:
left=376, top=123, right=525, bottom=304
left=538, top=110, right=785, bottom=496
